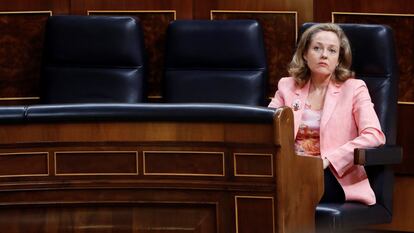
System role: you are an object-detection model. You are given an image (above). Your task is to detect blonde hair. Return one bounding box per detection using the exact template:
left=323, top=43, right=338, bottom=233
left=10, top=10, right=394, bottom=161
left=289, top=23, right=354, bottom=87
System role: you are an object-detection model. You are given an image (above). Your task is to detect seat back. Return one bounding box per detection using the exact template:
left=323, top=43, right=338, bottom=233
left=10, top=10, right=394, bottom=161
left=164, top=20, right=267, bottom=106
left=301, top=23, right=399, bottom=215
left=41, top=15, right=146, bottom=104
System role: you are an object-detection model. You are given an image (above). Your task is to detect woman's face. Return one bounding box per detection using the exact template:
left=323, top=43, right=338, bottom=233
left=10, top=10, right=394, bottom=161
left=304, top=30, right=340, bottom=79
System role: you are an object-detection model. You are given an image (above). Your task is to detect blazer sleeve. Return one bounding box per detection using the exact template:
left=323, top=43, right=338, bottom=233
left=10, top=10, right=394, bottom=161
left=325, top=80, right=386, bottom=177
left=268, top=78, right=288, bottom=108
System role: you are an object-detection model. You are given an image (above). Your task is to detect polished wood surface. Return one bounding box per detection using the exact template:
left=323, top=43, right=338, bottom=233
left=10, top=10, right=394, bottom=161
left=0, top=107, right=323, bottom=233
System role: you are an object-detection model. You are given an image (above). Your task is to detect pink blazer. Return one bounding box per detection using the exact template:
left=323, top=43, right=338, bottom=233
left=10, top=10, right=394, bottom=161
left=269, top=77, right=385, bottom=205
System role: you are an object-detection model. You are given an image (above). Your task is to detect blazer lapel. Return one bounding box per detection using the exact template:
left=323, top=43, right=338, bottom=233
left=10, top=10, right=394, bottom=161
left=320, top=80, right=341, bottom=132
left=292, top=81, right=310, bottom=138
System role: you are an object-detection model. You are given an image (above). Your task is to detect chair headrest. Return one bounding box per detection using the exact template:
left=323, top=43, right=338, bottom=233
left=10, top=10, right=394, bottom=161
left=165, top=20, right=267, bottom=69
left=44, top=15, right=145, bottom=67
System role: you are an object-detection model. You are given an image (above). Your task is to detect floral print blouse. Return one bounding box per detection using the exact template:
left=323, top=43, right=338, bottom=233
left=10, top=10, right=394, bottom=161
left=295, top=102, right=321, bottom=156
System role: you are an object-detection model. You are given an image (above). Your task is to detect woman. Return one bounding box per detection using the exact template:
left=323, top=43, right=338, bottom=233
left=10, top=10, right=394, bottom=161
left=268, top=23, right=385, bottom=205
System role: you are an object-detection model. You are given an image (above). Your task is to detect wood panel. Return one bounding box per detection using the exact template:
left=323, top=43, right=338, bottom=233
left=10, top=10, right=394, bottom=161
left=0, top=11, right=50, bottom=105
left=55, top=151, right=138, bottom=175
left=194, top=0, right=312, bottom=26
left=0, top=203, right=217, bottom=233
left=211, top=11, right=297, bottom=100
left=333, top=12, right=414, bottom=102
left=235, top=196, right=275, bottom=233
left=314, top=0, right=414, bottom=23
left=143, top=151, right=225, bottom=176
left=234, top=153, right=273, bottom=177
left=0, top=152, right=48, bottom=177
left=0, top=0, right=69, bottom=14
left=71, top=0, right=193, bottom=19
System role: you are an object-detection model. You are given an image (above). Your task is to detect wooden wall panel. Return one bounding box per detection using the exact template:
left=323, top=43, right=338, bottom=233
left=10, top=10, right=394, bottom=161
left=194, top=0, right=312, bottom=26
left=71, top=0, right=193, bottom=19
left=211, top=11, right=296, bottom=99
left=0, top=0, right=70, bottom=14
left=314, top=0, right=414, bottom=22
left=0, top=1, right=69, bottom=105
left=0, top=11, right=50, bottom=105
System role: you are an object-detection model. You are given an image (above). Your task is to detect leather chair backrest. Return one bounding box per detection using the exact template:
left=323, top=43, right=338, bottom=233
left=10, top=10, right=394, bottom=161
left=41, top=15, right=146, bottom=104
left=164, top=20, right=267, bottom=106
left=301, top=23, right=399, bottom=213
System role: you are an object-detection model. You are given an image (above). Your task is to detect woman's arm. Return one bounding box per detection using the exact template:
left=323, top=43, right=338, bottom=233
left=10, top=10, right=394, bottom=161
left=324, top=81, right=386, bottom=177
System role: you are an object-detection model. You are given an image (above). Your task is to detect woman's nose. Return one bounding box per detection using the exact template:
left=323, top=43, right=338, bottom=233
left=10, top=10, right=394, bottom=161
left=321, top=49, right=328, bottom=58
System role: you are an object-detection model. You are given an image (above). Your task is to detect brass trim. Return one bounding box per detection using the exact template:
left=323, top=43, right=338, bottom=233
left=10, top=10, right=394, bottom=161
left=0, top=152, right=49, bottom=178
left=54, top=150, right=139, bottom=176
left=0, top=97, right=40, bottom=101
left=0, top=11, right=52, bottom=15
left=210, top=10, right=298, bottom=40
left=147, top=95, right=162, bottom=99
left=234, top=153, right=274, bottom=177
left=143, top=150, right=225, bottom=176
left=398, top=101, right=414, bottom=105
left=87, top=10, right=177, bottom=20
left=332, top=11, right=414, bottom=22
left=234, top=195, right=275, bottom=233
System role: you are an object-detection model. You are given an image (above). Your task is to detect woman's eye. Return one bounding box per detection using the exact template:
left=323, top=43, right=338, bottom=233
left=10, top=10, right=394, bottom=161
left=329, top=49, right=337, bottom=54
left=313, top=46, right=320, bottom=51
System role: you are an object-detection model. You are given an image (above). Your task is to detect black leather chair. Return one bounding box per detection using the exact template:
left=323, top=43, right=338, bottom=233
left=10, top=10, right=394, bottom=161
left=41, top=15, right=146, bottom=104
left=163, top=20, right=267, bottom=106
left=300, top=23, right=403, bottom=232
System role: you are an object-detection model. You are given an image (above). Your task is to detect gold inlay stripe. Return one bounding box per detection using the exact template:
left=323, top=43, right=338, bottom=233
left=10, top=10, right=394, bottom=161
left=54, top=150, right=139, bottom=176
left=332, top=11, right=414, bottom=23
left=0, top=97, right=40, bottom=101
left=87, top=10, right=177, bottom=20
left=143, top=150, right=225, bottom=177
left=0, top=11, right=52, bottom=15
left=234, top=195, right=275, bottom=233
left=0, top=152, right=49, bottom=178
left=398, top=101, right=414, bottom=105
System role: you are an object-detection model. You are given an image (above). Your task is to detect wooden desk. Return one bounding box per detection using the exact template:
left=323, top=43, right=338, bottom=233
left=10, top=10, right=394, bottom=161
left=0, top=107, right=323, bottom=233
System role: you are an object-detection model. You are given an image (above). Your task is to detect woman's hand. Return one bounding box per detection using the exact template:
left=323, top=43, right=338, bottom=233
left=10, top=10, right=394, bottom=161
left=323, top=158, right=330, bottom=169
